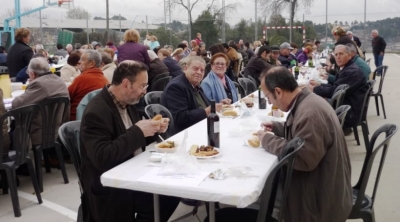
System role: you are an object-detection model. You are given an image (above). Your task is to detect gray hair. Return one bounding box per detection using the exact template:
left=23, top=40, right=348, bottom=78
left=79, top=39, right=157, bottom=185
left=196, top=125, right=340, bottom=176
left=346, top=31, right=353, bottom=35
left=345, top=43, right=357, bottom=53
left=199, top=42, right=206, bottom=48
left=74, top=43, right=82, bottom=49
left=83, top=49, right=102, bottom=67
left=372, top=29, right=379, bottom=35
left=35, top=44, right=44, bottom=51
left=334, top=44, right=351, bottom=54
left=28, top=57, right=50, bottom=77
left=185, top=56, right=206, bottom=68
left=66, top=44, right=73, bottom=50
left=101, top=52, right=113, bottom=65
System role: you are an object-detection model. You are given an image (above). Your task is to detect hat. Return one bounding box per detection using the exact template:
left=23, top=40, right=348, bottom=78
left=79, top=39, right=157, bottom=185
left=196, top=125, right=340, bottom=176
left=270, top=45, right=280, bottom=51
left=280, top=42, right=293, bottom=50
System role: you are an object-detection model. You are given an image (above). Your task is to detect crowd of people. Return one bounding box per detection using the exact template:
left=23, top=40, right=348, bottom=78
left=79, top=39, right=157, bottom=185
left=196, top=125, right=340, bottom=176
left=0, top=25, right=388, bottom=222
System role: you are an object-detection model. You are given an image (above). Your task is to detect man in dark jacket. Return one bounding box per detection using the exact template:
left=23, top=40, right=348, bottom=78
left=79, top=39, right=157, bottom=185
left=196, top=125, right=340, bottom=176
left=243, top=46, right=273, bottom=86
left=309, top=44, right=368, bottom=129
left=244, top=42, right=254, bottom=60
left=161, top=56, right=223, bottom=134
left=278, top=42, right=294, bottom=68
left=346, top=31, right=362, bottom=47
left=80, top=61, right=179, bottom=222
left=6, top=27, right=33, bottom=78
left=371, top=29, right=386, bottom=75
left=147, top=50, right=169, bottom=89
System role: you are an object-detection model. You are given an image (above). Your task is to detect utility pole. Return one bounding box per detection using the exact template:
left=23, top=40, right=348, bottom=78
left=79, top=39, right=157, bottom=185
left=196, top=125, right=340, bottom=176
left=222, top=0, right=226, bottom=43
left=364, top=0, right=367, bottom=51
left=188, top=0, right=191, bottom=42
left=106, top=0, right=110, bottom=41
left=289, top=0, right=293, bottom=42
left=325, top=0, right=328, bottom=44
left=255, top=0, right=257, bottom=41
left=86, top=16, right=89, bottom=44
left=119, top=13, right=122, bottom=41
left=169, top=4, right=172, bottom=45
left=146, top=15, right=149, bottom=34
left=39, top=10, right=43, bottom=44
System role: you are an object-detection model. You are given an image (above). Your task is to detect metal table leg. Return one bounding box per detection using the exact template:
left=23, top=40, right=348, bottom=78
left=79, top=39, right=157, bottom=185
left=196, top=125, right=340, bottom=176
left=209, top=202, right=215, bottom=222
left=154, top=194, right=160, bottom=222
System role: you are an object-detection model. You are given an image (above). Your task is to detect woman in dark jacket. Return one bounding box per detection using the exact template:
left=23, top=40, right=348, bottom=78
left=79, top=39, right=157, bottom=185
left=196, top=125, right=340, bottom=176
left=6, top=28, right=34, bottom=78
left=157, top=48, right=184, bottom=78
left=147, top=50, right=169, bottom=88
left=117, top=29, right=150, bottom=67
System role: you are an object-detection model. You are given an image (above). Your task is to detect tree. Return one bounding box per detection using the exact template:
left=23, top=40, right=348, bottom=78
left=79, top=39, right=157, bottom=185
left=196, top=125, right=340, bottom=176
left=259, top=0, right=314, bottom=38
left=66, top=6, right=90, bottom=19
left=111, top=15, right=127, bottom=20
left=169, top=0, right=237, bottom=40
left=94, top=16, right=105, bottom=20
left=192, top=10, right=219, bottom=47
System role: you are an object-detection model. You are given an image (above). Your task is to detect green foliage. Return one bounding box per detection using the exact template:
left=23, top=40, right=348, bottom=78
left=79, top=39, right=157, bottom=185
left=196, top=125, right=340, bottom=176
left=192, top=10, right=219, bottom=47
left=66, top=7, right=90, bottom=20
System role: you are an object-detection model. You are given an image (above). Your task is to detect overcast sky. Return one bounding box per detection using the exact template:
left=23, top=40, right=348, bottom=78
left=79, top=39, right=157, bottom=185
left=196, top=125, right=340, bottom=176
left=3, top=0, right=400, bottom=26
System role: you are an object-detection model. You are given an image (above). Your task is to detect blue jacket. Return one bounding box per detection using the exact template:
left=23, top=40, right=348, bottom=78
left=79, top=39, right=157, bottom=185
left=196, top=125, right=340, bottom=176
left=15, top=66, right=29, bottom=83
left=161, top=74, right=210, bottom=135
left=162, top=57, right=184, bottom=78
left=201, top=71, right=238, bottom=103
left=76, top=89, right=102, bottom=120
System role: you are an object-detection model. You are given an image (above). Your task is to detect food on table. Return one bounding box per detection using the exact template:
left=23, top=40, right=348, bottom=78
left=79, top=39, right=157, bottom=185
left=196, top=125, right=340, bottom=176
left=190, top=145, right=219, bottom=157
left=247, top=136, right=260, bottom=148
left=222, top=110, right=238, bottom=116
left=268, top=111, right=284, bottom=117
left=222, top=105, right=234, bottom=109
left=245, top=102, right=254, bottom=108
left=248, top=94, right=255, bottom=98
left=252, top=131, right=258, bottom=136
left=157, top=141, right=175, bottom=149
left=269, top=105, right=284, bottom=117
left=152, top=114, right=162, bottom=121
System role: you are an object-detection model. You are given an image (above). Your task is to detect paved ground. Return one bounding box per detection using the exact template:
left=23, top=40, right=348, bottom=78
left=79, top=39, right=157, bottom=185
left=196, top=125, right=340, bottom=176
left=0, top=53, right=399, bottom=222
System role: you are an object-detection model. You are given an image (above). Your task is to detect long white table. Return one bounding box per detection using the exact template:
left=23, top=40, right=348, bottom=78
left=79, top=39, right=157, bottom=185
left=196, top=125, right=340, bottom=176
left=101, top=94, right=287, bottom=222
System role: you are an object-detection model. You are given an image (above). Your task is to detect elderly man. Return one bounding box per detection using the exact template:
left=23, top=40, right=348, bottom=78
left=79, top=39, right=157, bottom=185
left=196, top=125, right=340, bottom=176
left=66, top=44, right=73, bottom=54
left=100, top=52, right=116, bottom=83
left=346, top=31, right=361, bottom=47
left=181, top=40, right=191, bottom=57
left=371, top=29, right=386, bottom=75
left=68, top=50, right=109, bottom=120
left=162, top=56, right=226, bottom=134
left=80, top=61, right=180, bottom=222
left=243, top=45, right=273, bottom=86
left=12, top=57, right=69, bottom=145
left=346, top=43, right=371, bottom=80
left=255, top=66, right=352, bottom=222
left=309, top=45, right=368, bottom=132
left=54, top=43, right=68, bottom=58
left=278, top=42, right=294, bottom=68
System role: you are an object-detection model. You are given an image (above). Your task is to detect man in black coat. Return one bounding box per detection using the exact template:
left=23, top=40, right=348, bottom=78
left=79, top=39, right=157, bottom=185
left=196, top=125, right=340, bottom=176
left=278, top=42, right=294, bottom=68
left=6, top=28, right=33, bottom=78
left=346, top=31, right=362, bottom=47
left=371, top=29, right=386, bottom=75
left=147, top=50, right=169, bottom=89
left=161, top=56, right=224, bottom=135
left=80, top=61, right=179, bottom=222
left=308, top=44, right=368, bottom=129
left=243, top=45, right=273, bottom=86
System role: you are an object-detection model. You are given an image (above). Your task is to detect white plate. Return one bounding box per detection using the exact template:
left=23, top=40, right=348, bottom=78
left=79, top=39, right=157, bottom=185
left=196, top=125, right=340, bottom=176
left=154, top=141, right=179, bottom=153
left=189, top=148, right=221, bottom=159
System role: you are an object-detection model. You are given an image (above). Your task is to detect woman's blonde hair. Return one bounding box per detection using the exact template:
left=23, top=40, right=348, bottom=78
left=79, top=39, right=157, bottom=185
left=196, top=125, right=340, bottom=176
left=150, top=35, right=158, bottom=41
left=331, top=26, right=346, bottom=37
left=15, top=27, right=31, bottom=42
left=253, top=41, right=261, bottom=47
left=157, top=49, right=170, bottom=57
left=123, top=29, right=140, bottom=43
left=103, top=48, right=115, bottom=59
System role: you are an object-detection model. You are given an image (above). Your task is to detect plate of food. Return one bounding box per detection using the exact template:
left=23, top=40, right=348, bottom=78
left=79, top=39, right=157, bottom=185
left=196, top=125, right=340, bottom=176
left=155, top=141, right=177, bottom=153
left=189, top=145, right=221, bottom=159
left=240, top=97, right=255, bottom=108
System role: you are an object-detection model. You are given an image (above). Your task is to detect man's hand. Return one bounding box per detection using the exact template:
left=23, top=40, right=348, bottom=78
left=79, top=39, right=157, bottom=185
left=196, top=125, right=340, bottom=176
left=205, top=103, right=223, bottom=115
left=158, top=118, right=170, bottom=133
left=307, top=84, right=315, bottom=92
left=380, top=52, right=384, bottom=56
left=309, top=80, right=320, bottom=86
left=135, top=120, right=160, bottom=137
left=261, top=122, right=273, bottom=132
left=276, top=60, right=282, bottom=66
left=220, top=99, right=232, bottom=105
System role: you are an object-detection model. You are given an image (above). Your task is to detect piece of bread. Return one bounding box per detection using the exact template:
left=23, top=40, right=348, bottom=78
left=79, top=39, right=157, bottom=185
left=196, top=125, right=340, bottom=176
left=247, top=137, right=260, bottom=148
left=222, top=110, right=238, bottom=116
left=268, top=111, right=284, bottom=117
left=190, top=145, right=199, bottom=155
left=152, top=114, right=162, bottom=121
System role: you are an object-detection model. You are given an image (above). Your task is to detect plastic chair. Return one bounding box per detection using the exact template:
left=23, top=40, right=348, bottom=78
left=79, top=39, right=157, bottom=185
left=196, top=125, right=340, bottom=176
left=76, top=89, right=102, bottom=120
left=144, top=91, right=163, bottom=105
left=58, top=120, right=85, bottom=222
left=204, top=137, right=305, bottom=222
left=0, top=105, right=42, bottom=217
left=335, top=105, right=351, bottom=128
left=144, top=104, right=174, bottom=138
left=348, top=124, right=398, bottom=222
left=353, top=80, right=375, bottom=150
left=150, top=76, right=171, bottom=91
left=246, top=75, right=258, bottom=87
left=365, top=58, right=371, bottom=66
left=238, top=78, right=257, bottom=96
left=233, top=82, right=246, bottom=99
left=371, top=65, right=388, bottom=119
left=333, top=84, right=350, bottom=95
left=33, top=97, right=70, bottom=192
left=151, top=72, right=170, bottom=86
left=329, top=89, right=346, bottom=109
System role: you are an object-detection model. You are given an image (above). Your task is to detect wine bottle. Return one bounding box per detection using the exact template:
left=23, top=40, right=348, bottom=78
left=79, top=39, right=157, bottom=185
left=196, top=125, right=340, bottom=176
left=294, top=66, right=300, bottom=80
left=258, top=87, right=266, bottom=109
left=207, top=100, right=220, bottom=148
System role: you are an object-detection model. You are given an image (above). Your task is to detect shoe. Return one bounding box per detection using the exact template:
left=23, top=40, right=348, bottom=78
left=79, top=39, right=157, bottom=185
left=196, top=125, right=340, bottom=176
left=343, top=128, right=353, bottom=136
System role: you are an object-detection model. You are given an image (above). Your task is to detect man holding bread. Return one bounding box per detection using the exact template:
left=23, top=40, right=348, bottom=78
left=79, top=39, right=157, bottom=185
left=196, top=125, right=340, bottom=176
left=80, top=60, right=179, bottom=222
left=256, top=66, right=352, bottom=222
left=162, top=56, right=230, bottom=134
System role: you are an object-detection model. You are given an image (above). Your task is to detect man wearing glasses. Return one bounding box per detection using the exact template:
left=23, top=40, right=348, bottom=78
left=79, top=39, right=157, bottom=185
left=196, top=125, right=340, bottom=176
left=80, top=60, right=180, bottom=222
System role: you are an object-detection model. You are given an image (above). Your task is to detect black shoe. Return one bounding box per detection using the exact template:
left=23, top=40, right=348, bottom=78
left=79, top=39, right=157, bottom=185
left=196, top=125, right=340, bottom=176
left=343, top=128, right=353, bottom=136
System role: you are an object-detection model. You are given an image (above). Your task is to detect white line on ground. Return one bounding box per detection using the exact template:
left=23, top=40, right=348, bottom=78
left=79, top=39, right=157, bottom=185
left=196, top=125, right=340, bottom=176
left=18, top=191, right=78, bottom=220
left=392, top=54, right=400, bottom=59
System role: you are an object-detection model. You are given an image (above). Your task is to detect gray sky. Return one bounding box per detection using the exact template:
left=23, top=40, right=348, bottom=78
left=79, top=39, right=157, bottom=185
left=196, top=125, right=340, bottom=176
left=3, top=0, right=400, bottom=26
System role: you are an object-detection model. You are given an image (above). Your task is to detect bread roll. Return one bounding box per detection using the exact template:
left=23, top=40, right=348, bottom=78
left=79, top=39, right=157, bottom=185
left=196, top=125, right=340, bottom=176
left=152, top=114, right=162, bottom=121
left=247, top=137, right=260, bottom=148
left=222, top=110, right=238, bottom=116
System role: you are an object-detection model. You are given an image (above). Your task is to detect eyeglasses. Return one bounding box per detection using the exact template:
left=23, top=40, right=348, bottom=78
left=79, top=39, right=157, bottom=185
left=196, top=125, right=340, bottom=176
left=130, top=81, right=149, bottom=92
left=212, top=62, right=226, bottom=67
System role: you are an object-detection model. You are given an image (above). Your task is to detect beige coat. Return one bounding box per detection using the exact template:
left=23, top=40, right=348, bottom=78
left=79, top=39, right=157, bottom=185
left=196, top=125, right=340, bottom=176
left=101, top=63, right=116, bottom=83
left=12, top=74, right=70, bottom=145
left=262, top=88, right=352, bottom=222
left=60, top=64, right=81, bottom=82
